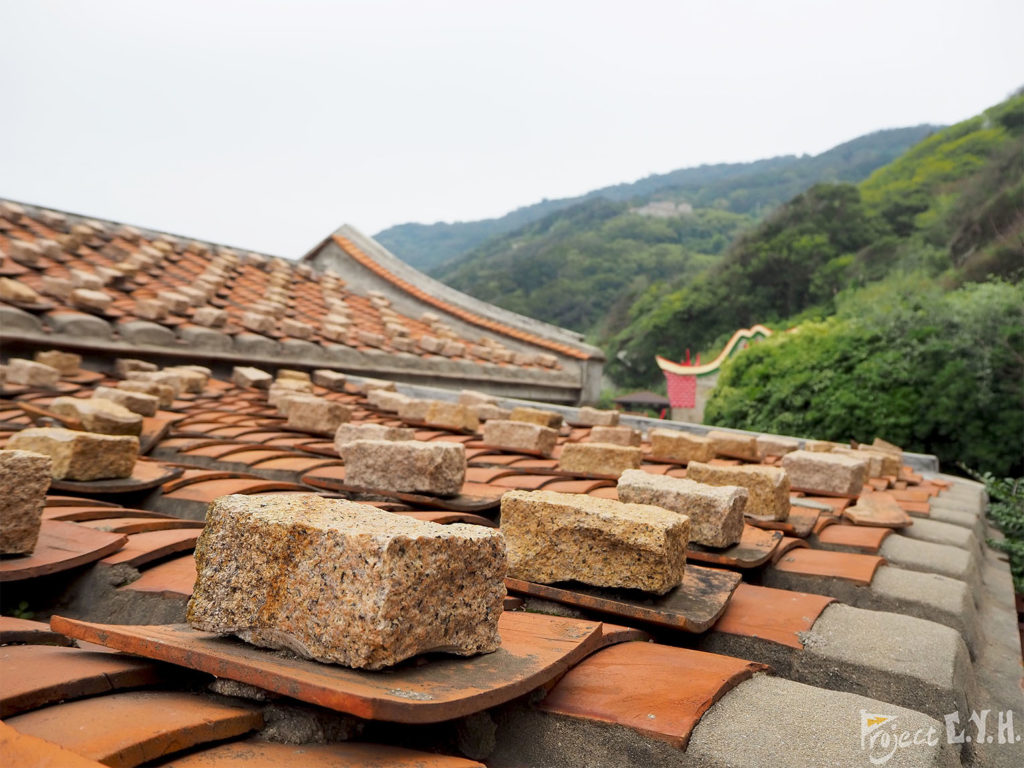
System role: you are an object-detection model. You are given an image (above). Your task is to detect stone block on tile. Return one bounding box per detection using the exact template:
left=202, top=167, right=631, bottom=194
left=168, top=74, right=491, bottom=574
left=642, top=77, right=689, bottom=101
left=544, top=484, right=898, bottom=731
left=241, top=311, right=275, bottom=335
left=589, top=425, right=641, bottom=447
left=50, top=396, right=143, bottom=435
left=483, top=419, right=558, bottom=457
left=164, top=367, right=208, bottom=393
left=160, top=290, right=191, bottom=315
left=686, top=461, right=790, bottom=521
left=355, top=377, right=397, bottom=394
left=276, top=369, right=311, bottom=383
left=756, top=434, right=801, bottom=459
left=312, top=369, right=347, bottom=391
left=33, top=350, right=81, bottom=376
left=558, top=442, right=642, bottom=477
left=475, top=403, right=512, bottom=422
left=232, top=366, right=272, bottom=390
left=93, top=385, right=159, bottom=417
left=510, top=406, right=563, bottom=429
left=0, top=449, right=51, bottom=554
left=7, top=427, right=138, bottom=480
left=706, top=429, right=759, bottom=461
left=397, top=397, right=431, bottom=421
left=367, top=389, right=410, bottom=413
left=39, top=275, right=73, bottom=300
left=500, top=489, right=689, bottom=594
left=125, top=370, right=183, bottom=398
left=458, top=390, right=497, bottom=407
left=7, top=239, right=42, bottom=266
left=782, top=450, right=868, bottom=495
left=617, top=469, right=746, bottom=548
left=424, top=401, right=480, bottom=432
left=280, top=318, right=314, bottom=340
left=5, top=358, right=60, bottom=388
left=418, top=335, right=445, bottom=354
left=857, top=446, right=902, bottom=477
left=115, top=358, right=158, bottom=377
left=649, top=430, right=715, bottom=463
left=69, top=288, right=113, bottom=312
left=0, top=277, right=41, bottom=303
left=116, top=380, right=172, bottom=409
left=342, top=440, right=466, bottom=497
left=334, top=423, right=415, bottom=452
left=576, top=406, right=619, bottom=427
left=192, top=306, right=228, bottom=328
left=286, top=397, right=351, bottom=436
left=133, top=298, right=168, bottom=321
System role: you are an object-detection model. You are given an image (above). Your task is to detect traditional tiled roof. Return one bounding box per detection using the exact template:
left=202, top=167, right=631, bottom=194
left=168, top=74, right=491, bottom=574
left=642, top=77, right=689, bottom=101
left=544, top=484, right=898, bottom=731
left=0, top=356, right=1018, bottom=767
left=0, top=199, right=601, bottom=403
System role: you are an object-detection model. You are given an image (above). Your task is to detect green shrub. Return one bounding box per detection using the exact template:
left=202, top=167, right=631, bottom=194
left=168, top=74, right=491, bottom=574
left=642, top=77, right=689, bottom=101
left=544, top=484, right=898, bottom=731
left=705, top=278, right=1024, bottom=476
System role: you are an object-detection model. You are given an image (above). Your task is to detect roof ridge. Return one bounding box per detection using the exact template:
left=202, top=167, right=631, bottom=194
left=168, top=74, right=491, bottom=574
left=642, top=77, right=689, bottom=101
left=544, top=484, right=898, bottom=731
left=332, top=235, right=591, bottom=360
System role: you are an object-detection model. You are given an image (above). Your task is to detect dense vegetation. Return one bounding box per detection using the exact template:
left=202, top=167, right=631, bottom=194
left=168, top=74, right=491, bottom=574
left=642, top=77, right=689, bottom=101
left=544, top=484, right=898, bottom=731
left=695, top=93, right=1024, bottom=475
left=705, top=280, right=1023, bottom=475
left=436, top=201, right=750, bottom=334
left=607, top=93, right=1024, bottom=391
left=376, top=126, right=937, bottom=272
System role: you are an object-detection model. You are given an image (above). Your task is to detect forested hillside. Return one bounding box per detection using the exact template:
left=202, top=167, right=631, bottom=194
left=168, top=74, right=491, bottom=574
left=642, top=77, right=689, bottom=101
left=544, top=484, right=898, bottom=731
left=607, top=92, right=1024, bottom=390
left=376, top=126, right=937, bottom=272
left=696, top=93, right=1024, bottom=475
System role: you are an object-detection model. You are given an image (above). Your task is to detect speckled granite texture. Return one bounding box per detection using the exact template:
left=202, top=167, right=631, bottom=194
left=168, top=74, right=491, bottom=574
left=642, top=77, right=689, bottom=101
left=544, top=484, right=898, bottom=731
left=617, top=469, right=747, bottom=548
left=7, top=427, right=138, bottom=480
left=500, top=489, right=689, bottom=595
left=781, top=450, right=868, bottom=495
left=686, top=461, right=791, bottom=521
left=341, top=440, right=466, bottom=497
left=0, top=449, right=51, bottom=554
left=557, top=442, right=642, bottom=477
left=187, top=494, right=507, bottom=669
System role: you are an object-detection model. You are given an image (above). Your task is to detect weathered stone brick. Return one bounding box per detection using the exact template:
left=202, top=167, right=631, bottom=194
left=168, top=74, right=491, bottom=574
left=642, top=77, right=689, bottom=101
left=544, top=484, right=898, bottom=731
left=34, top=350, right=81, bottom=375
left=686, top=461, right=791, bottom=521
left=334, top=423, right=415, bottom=452
left=558, top=442, right=642, bottom=477
left=756, top=434, right=801, bottom=460
left=617, top=469, right=747, bottom=548
left=509, top=406, right=563, bottom=429
left=312, top=369, right=347, bottom=391
left=0, top=449, right=51, bottom=554
left=185, top=494, right=490, bottom=670
left=500, top=489, right=688, bottom=594
left=706, top=429, right=760, bottom=461
left=648, top=428, right=714, bottom=464
left=482, top=420, right=558, bottom=457
left=286, top=397, right=351, bottom=436
left=589, top=426, right=641, bottom=447
left=232, top=366, right=272, bottom=390
left=342, top=440, right=466, bottom=497
left=93, top=385, right=160, bottom=417
left=5, top=359, right=60, bottom=388
left=576, top=406, right=619, bottom=427
left=50, top=396, right=142, bottom=435
left=424, top=401, right=479, bottom=432
left=782, top=450, right=868, bottom=495
left=8, top=427, right=138, bottom=480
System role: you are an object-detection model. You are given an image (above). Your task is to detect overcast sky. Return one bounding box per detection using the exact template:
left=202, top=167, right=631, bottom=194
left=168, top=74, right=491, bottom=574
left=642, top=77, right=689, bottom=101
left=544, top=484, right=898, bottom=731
left=1, top=0, right=1021, bottom=257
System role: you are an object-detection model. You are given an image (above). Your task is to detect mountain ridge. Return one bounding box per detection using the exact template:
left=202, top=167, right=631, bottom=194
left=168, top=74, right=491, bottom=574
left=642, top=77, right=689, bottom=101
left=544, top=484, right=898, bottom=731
left=375, top=125, right=941, bottom=272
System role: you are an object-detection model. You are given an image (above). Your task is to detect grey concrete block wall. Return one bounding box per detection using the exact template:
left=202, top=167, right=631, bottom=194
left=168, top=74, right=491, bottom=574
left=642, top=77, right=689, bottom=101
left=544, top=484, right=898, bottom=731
left=701, top=603, right=976, bottom=722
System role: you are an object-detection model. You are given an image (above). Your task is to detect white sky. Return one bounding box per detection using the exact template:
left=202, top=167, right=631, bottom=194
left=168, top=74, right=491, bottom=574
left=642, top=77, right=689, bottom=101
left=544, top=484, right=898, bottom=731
left=1, top=0, right=1021, bottom=257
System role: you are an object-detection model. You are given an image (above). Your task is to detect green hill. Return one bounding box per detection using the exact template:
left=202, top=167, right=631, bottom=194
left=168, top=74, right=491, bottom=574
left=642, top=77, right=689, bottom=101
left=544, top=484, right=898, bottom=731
left=375, top=126, right=938, bottom=273
left=640, top=92, right=1023, bottom=476
left=606, top=92, right=1024, bottom=390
